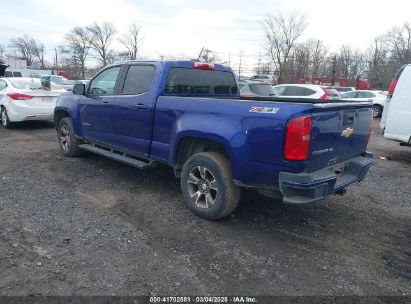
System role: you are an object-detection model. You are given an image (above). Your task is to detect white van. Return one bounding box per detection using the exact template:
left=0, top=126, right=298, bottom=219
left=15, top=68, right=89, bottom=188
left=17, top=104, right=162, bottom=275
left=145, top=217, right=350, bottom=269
left=380, top=64, right=411, bottom=146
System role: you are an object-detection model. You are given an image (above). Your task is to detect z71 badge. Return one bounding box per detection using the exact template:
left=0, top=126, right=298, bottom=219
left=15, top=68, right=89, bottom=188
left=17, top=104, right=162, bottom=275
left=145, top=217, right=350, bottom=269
left=249, top=106, right=279, bottom=114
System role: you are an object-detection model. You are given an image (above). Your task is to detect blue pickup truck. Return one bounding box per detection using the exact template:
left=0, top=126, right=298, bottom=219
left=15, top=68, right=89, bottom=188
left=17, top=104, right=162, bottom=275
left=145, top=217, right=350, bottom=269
left=54, top=61, right=373, bottom=220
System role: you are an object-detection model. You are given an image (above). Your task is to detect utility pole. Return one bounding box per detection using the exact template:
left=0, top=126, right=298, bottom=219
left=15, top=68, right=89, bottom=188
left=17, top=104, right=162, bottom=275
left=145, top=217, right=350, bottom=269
left=331, top=55, right=336, bottom=86
left=238, top=51, right=243, bottom=78
left=55, top=48, right=58, bottom=74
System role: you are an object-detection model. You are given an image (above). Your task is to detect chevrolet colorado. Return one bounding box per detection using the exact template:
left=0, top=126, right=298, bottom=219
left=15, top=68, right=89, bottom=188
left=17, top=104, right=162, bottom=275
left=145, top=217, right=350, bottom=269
left=54, top=61, right=373, bottom=220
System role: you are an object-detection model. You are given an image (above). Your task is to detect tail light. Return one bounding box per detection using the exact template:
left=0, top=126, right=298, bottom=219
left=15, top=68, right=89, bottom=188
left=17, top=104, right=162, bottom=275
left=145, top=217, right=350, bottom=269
left=7, top=93, right=34, bottom=100
left=193, top=62, right=215, bottom=70
left=387, top=80, right=398, bottom=97
left=388, top=65, right=406, bottom=97
left=284, top=115, right=312, bottom=161
left=320, top=87, right=329, bottom=100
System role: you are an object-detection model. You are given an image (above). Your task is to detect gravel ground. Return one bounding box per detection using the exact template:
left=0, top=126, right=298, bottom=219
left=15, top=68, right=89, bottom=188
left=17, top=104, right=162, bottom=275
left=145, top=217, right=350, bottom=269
left=0, top=119, right=410, bottom=296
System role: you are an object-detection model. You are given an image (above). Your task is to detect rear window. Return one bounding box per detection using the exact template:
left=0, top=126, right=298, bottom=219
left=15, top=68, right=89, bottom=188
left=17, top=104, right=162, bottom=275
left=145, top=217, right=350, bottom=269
left=165, top=68, right=238, bottom=95
left=249, top=84, right=276, bottom=96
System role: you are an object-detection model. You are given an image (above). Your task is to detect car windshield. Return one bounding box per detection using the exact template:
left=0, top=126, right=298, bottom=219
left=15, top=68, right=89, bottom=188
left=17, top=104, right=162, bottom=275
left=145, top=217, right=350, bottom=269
left=249, top=84, right=276, bottom=96
left=10, top=78, right=63, bottom=90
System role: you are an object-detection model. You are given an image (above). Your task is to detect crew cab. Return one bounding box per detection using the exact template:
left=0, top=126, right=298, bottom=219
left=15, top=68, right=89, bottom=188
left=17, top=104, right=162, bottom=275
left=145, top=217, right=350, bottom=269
left=54, top=60, right=373, bottom=220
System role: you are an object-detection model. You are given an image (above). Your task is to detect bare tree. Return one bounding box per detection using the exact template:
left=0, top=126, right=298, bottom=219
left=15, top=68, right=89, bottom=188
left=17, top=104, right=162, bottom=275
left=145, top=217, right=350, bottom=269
left=386, top=23, right=411, bottom=65
left=9, top=35, right=37, bottom=66
left=263, top=11, right=307, bottom=83
left=86, top=22, right=118, bottom=66
left=119, top=24, right=143, bottom=60
left=32, top=41, right=45, bottom=68
left=64, top=26, right=91, bottom=79
left=0, top=44, right=5, bottom=58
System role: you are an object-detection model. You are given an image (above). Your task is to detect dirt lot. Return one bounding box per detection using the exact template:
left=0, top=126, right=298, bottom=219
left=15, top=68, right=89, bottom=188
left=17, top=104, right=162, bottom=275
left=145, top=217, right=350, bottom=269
left=0, top=119, right=410, bottom=296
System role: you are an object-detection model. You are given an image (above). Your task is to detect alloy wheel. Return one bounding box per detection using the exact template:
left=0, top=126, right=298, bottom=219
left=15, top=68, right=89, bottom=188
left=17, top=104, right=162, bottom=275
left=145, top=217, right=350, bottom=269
left=187, top=166, right=218, bottom=209
left=59, top=124, right=71, bottom=152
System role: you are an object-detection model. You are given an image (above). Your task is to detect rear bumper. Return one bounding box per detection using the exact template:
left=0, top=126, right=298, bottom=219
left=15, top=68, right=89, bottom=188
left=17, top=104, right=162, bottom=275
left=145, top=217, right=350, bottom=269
left=279, top=152, right=373, bottom=204
left=6, top=102, right=55, bottom=122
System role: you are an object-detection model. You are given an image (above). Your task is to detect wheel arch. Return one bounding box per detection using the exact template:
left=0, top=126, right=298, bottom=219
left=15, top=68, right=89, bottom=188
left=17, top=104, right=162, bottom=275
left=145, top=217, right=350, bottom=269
left=173, top=135, right=232, bottom=177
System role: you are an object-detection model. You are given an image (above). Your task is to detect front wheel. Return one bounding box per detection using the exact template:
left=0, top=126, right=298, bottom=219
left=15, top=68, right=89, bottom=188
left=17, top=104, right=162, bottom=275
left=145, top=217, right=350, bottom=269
left=57, top=117, right=83, bottom=157
left=180, top=152, right=240, bottom=220
left=373, top=105, right=383, bottom=118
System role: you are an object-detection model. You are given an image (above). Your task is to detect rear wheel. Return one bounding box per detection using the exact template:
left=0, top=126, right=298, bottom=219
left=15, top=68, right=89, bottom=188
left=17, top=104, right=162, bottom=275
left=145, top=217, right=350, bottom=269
left=180, top=152, right=240, bottom=220
left=1, top=107, right=12, bottom=129
left=373, top=104, right=383, bottom=118
left=58, top=117, right=83, bottom=157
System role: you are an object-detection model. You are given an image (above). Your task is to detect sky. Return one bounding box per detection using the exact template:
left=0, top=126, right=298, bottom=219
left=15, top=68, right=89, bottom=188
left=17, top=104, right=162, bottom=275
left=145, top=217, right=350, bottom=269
left=1, top=0, right=410, bottom=73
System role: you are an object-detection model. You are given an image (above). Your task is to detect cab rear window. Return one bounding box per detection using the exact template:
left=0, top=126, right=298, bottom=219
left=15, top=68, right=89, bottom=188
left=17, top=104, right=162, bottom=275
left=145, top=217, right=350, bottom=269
left=165, top=68, right=238, bottom=95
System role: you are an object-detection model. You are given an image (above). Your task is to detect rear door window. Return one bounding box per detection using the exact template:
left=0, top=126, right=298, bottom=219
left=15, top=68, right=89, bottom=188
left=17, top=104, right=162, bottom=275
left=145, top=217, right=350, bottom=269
left=284, top=86, right=309, bottom=96
left=121, top=65, right=156, bottom=95
left=165, top=68, right=237, bottom=95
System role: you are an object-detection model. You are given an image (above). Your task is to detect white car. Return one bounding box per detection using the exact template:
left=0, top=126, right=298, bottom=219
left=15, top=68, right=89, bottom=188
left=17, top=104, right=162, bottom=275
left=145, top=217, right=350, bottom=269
left=249, top=74, right=277, bottom=85
left=380, top=64, right=411, bottom=146
left=272, top=84, right=341, bottom=100
left=0, top=77, right=65, bottom=128
left=341, top=90, right=386, bottom=118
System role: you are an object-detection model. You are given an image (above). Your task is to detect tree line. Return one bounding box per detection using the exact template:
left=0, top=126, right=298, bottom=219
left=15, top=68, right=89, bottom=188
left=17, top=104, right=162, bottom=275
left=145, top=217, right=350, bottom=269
left=1, top=14, right=410, bottom=88
left=1, top=21, right=142, bottom=79
left=262, top=12, right=411, bottom=89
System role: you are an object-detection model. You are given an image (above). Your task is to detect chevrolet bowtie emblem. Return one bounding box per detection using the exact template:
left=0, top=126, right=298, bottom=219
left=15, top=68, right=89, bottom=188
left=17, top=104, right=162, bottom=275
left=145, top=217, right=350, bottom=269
left=341, top=127, right=354, bottom=138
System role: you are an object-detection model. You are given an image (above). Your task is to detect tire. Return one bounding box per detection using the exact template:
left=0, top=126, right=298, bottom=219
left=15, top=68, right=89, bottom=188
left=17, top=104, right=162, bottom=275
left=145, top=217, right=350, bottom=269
left=373, top=104, right=383, bottom=118
left=1, top=107, right=13, bottom=129
left=57, top=117, right=83, bottom=157
left=180, top=152, right=240, bottom=220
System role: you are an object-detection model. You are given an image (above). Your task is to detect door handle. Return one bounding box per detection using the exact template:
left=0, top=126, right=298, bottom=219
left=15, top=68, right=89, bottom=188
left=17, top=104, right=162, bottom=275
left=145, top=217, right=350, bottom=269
left=134, top=103, right=149, bottom=110
left=102, top=101, right=112, bottom=107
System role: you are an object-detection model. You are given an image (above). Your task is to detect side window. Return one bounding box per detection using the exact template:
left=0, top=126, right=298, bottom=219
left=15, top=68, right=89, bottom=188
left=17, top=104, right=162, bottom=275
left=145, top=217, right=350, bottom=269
left=273, top=86, right=287, bottom=96
left=0, top=80, right=7, bottom=90
left=121, top=65, right=155, bottom=95
left=304, top=88, right=316, bottom=96
left=284, top=86, right=306, bottom=96
left=88, top=66, right=121, bottom=95
left=357, top=91, right=374, bottom=98
left=342, top=92, right=357, bottom=98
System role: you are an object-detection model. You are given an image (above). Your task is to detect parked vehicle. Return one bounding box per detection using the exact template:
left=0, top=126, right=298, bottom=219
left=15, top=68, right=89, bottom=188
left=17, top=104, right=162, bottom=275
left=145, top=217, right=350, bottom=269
left=54, top=60, right=373, bottom=220
left=273, top=84, right=341, bottom=100
left=41, top=75, right=75, bottom=91
left=380, top=64, right=411, bottom=146
left=239, top=81, right=277, bottom=97
left=0, top=78, right=65, bottom=128
left=341, top=90, right=387, bottom=118
left=249, top=74, right=277, bottom=85
left=328, top=86, right=355, bottom=93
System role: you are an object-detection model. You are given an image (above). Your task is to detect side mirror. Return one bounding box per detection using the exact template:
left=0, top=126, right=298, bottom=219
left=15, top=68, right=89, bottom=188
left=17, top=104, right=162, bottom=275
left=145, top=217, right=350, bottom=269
left=73, top=83, right=85, bottom=95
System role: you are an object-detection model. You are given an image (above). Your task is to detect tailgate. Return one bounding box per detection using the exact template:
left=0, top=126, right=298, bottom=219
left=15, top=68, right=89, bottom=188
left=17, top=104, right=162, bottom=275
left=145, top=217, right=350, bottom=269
left=306, top=101, right=372, bottom=172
